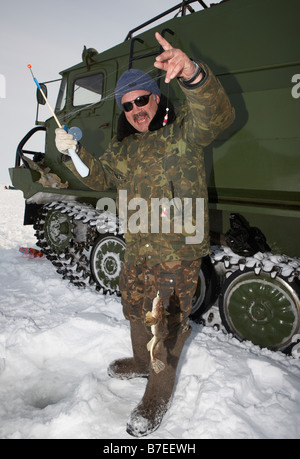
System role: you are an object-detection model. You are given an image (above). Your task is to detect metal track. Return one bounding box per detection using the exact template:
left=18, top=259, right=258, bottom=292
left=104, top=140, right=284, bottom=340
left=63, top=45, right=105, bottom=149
left=33, top=201, right=300, bottom=356
left=33, top=201, right=123, bottom=291
left=205, top=245, right=300, bottom=358
left=34, top=201, right=300, bottom=292
left=210, top=245, right=300, bottom=283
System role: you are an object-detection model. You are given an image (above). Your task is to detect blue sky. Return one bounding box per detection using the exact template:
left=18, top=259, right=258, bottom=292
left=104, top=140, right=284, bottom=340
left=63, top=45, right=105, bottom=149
left=0, top=0, right=220, bottom=184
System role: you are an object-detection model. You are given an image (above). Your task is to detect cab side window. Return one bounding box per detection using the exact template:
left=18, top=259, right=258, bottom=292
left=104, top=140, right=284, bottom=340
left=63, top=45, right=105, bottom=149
left=73, top=73, right=104, bottom=106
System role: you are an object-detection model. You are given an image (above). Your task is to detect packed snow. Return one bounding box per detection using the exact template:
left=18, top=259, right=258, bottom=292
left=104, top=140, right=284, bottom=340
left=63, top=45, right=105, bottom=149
left=0, top=187, right=299, bottom=439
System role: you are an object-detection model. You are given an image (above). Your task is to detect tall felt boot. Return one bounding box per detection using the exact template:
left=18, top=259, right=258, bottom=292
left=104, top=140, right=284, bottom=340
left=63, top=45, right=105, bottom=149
left=108, top=320, right=150, bottom=380
left=126, top=326, right=192, bottom=437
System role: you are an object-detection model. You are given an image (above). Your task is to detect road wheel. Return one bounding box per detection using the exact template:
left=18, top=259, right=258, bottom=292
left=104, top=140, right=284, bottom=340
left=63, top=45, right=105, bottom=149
left=90, top=234, right=126, bottom=293
left=190, top=255, right=221, bottom=322
left=43, top=207, right=74, bottom=254
left=219, top=268, right=300, bottom=352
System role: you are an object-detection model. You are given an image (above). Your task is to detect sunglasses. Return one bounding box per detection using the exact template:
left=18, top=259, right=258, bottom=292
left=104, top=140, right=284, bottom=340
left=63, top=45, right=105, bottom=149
left=122, top=93, right=152, bottom=112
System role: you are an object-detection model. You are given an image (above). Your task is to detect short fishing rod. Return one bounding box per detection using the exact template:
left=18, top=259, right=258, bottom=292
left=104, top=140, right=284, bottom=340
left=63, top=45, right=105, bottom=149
left=27, top=64, right=89, bottom=178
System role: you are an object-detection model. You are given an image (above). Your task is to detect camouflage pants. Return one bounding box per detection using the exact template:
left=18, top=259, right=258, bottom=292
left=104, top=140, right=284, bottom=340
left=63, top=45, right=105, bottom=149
left=119, top=259, right=202, bottom=339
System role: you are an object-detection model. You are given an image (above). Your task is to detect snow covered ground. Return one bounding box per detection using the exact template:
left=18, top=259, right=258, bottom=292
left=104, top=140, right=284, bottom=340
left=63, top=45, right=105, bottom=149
left=0, top=187, right=299, bottom=439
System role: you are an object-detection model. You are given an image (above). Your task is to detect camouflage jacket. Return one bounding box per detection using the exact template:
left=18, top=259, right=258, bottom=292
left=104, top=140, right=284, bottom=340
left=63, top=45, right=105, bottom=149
left=67, top=63, right=235, bottom=266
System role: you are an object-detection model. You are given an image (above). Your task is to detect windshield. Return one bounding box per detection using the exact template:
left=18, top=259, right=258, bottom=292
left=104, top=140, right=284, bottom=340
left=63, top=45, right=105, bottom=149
left=55, top=78, right=67, bottom=112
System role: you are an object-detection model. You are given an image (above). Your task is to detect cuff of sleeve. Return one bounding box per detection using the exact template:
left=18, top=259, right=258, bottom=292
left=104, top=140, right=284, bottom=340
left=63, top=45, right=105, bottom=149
left=178, top=61, right=208, bottom=89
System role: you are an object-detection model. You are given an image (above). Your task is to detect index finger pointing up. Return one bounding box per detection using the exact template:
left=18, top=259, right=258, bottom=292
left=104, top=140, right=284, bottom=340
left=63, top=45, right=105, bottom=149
left=155, top=32, right=173, bottom=51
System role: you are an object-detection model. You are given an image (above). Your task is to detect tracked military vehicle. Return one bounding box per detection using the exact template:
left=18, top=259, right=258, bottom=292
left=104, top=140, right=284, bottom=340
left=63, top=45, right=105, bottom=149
left=9, top=0, right=300, bottom=356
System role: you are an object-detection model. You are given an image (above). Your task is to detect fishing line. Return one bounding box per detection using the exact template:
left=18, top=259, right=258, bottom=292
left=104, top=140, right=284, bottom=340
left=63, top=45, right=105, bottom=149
left=56, top=65, right=167, bottom=125
left=27, top=64, right=89, bottom=177
left=56, top=61, right=154, bottom=123
left=58, top=73, right=162, bottom=124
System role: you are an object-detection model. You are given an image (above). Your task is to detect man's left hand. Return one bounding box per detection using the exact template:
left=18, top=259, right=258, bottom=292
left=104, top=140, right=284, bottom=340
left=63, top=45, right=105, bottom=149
left=154, top=32, right=202, bottom=84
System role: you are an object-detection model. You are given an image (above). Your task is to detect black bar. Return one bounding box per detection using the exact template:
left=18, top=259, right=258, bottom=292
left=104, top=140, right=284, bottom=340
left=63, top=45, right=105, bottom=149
left=15, top=126, right=46, bottom=168
left=124, top=0, right=207, bottom=41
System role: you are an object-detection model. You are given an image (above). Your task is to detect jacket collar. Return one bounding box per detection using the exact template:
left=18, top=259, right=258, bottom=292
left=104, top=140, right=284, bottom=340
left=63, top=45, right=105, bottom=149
left=116, top=94, right=176, bottom=142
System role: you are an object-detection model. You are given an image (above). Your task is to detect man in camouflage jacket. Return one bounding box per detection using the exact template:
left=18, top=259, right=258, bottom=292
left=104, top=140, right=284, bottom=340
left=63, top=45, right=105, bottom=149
left=55, top=32, right=235, bottom=437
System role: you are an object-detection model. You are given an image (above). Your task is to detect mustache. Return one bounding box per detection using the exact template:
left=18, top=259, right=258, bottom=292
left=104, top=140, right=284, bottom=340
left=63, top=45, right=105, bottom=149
left=133, top=111, right=149, bottom=122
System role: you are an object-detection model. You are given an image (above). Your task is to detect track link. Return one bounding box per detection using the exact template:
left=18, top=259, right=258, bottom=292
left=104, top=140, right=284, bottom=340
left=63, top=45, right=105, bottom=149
left=33, top=201, right=124, bottom=291
left=210, top=245, right=300, bottom=283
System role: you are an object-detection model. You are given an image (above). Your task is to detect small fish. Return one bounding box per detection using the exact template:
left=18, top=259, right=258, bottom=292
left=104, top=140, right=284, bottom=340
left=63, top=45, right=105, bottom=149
left=145, top=292, right=170, bottom=374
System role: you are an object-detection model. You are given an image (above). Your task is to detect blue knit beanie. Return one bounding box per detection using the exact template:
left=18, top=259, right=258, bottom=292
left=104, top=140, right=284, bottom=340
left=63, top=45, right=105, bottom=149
left=115, top=69, right=161, bottom=110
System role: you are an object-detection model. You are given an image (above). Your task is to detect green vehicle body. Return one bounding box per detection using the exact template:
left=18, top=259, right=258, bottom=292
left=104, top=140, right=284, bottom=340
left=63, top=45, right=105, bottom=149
left=9, top=0, right=300, bottom=355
